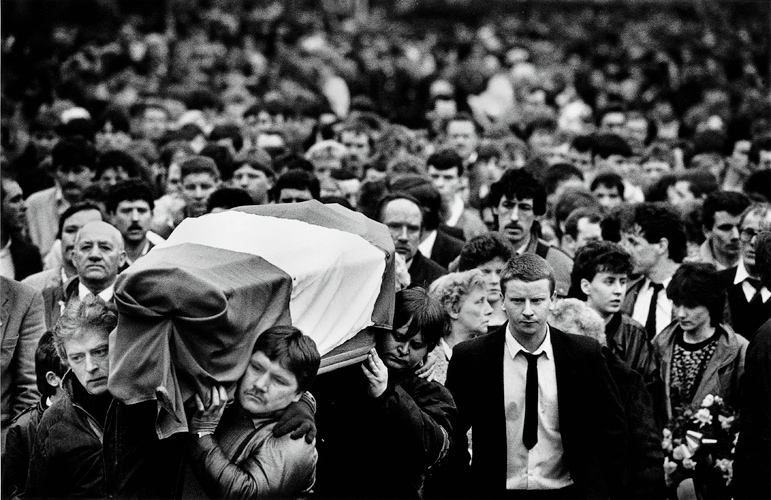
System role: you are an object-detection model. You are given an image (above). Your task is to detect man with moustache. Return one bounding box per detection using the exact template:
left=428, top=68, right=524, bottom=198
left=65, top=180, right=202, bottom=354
left=26, top=138, right=97, bottom=256
left=489, top=169, right=573, bottom=297
left=106, top=179, right=159, bottom=266
left=719, top=203, right=771, bottom=341
left=377, top=193, right=447, bottom=289
left=686, top=191, right=750, bottom=270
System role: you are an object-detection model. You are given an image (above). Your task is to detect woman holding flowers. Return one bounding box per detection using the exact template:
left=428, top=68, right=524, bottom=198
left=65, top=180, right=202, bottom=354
left=652, top=263, right=748, bottom=424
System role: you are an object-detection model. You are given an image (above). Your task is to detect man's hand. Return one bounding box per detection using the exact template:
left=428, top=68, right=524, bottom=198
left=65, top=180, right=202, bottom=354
left=361, top=348, right=388, bottom=398
left=415, top=352, right=437, bottom=381
left=273, top=396, right=317, bottom=444
left=190, top=385, right=228, bottom=435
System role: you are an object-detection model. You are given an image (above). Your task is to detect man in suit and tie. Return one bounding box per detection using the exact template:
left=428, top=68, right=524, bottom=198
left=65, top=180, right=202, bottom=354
left=377, top=193, right=448, bottom=289
left=445, top=253, right=627, bottom=499
left=719, top=203, right=771, bottom=341
left=620, top=203, right=687, bottom=340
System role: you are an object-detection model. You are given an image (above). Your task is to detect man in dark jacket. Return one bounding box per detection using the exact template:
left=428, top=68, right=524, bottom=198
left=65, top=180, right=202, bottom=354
left=1, top=176, right=42, bottom=281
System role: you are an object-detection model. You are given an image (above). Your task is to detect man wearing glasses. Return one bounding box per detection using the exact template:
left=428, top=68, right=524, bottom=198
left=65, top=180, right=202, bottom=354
left=719, top=203, right=771, bottom=341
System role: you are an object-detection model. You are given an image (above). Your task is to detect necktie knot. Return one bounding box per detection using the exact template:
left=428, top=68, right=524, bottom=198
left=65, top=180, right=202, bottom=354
left=522, top=351, right=541, bottom=365
left=650, top=282, right=664, bottom=292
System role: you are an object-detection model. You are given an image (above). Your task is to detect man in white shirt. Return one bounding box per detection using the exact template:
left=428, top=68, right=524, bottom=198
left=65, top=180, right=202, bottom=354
left=67, top=221, right=126, bottom=305
left=620, top=203, right=687, bottom=340
left=445, top=253, right=627, bottom=499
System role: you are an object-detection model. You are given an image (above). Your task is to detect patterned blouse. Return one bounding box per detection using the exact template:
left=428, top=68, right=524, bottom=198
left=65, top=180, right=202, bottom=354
left=670, top=328, right=720, bottom=413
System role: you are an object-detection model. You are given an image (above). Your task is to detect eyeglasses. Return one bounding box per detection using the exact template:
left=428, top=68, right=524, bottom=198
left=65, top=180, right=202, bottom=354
left=740, top=228, right=758, bottom=243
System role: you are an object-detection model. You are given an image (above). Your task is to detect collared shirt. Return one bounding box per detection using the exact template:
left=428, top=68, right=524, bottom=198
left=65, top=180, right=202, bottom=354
left=418, top=230, right=438, bottom=260
left=515, top=234, right=531, bottom=256
left=734, top=259, right=771, bottom=303
left=0, top=238, right=15, bottom=279
left=54, top=185, right=71, bottom=216
left=632, top=277, right=674, bottom=337
left=503, top=325, right=572, bottom=490
left=439, top=338, right=453, bottom=361
left=78, top=282, right=115, bottom=303
left=685, top=240, right=731, bottom=271
left=446, top=194, right=465, bottom=227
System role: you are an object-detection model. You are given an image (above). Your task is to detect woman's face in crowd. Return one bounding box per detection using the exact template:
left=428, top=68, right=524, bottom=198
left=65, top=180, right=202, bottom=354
left=378, top=319, right=428, bottom=372
left=455, top=288, right=493, bottom=336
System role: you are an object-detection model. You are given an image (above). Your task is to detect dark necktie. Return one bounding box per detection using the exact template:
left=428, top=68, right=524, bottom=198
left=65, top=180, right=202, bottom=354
left=522, top=351, right=542, bottom=450
left=645, top=282, right=664, bottom=340
left=747, top=278, right=764, bottom=306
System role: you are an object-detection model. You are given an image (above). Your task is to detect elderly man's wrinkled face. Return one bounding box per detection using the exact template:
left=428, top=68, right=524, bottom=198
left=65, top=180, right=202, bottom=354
left=73, top=221, right=126, bottom=285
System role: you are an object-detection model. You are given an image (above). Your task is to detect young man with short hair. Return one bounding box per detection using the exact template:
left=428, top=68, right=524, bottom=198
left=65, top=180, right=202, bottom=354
left=559, top=208, right=603, bottom=259
left=686, top=190, right=751, bottom=270
left=186, top=326, right=320, bottom=498
left=107, top=179, right=159, bottom=266
left=180, top=156, right=222, bottom=219
left=591, top=172, right=625, bottom=212
left=572, top=241, right=658, bottom=387
left=272, top=170, right=320, bottom=204
left=620, top=203, right=687, bottom=340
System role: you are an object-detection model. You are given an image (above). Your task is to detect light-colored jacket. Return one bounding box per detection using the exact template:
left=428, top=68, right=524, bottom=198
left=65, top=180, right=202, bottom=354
left=653, top=322, right=748, bottom=421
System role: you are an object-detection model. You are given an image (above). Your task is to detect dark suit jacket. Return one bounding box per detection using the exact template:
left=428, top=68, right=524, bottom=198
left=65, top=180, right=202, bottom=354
left=9, top=237, right=42, bottom=282
left=408, top=251, right=447, bottom=290
left=429, top=230, right=465, bottom=270
left=719, top=266, right=771, bottom=341
left=445, top=324, right=628, bottom=500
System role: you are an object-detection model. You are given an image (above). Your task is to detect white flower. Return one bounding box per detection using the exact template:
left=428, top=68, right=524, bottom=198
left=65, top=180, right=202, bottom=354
left=664, top=457, right=678, bottom=487
left=682, top=457, right=697, bottom=470
left=702, top=394, right=715, bottom=407
left=693, top=408, right=713, bottom=427
left=719, top=415, right=735, bottom=431
left=713, top=396, right=724, bottom=405
left=673, top=444, right=690, bottom=461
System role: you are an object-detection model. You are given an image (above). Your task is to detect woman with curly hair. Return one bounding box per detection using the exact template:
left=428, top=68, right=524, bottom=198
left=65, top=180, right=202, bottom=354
left=428, top=269, right=493, bottom=384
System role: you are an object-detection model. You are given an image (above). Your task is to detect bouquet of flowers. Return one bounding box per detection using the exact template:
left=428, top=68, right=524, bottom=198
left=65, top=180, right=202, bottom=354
left=662, top=395, right=739, bottom=500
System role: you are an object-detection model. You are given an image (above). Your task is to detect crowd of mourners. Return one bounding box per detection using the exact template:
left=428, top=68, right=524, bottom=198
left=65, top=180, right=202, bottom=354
left=1, top=1, right=771, bottom=499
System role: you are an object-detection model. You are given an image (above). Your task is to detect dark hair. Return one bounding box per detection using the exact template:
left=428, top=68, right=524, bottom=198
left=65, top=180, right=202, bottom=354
left=272, top=170, right=320, bottom=201
left=207, top=187, right=253, bottom=212
left=427, top=148, right=464, bottom=177
left=35, top=331, right=67, bottom=398
left=252, top=325, right=320, bottom=393
left=53, top=295, right=118, bottom=360
left=744, top=170, right=771, bottom=202
left=591, top=134, right=632, bottom=161
left=553, top=189, right=601, bottom=240
left=97, top=108, right=130, bottom=134
left=274, top=153, right=314, bottom=174
left=458, top=233, right=514, bottom=271
left=95, top=150, right=142, bottom=181
left=393, top=287, right=446, bottom=350
left=159, top=141, right=194, bottom=169
left=388, top=174, right=442, bottom=231
left=57, top=202, right=104, bottom=239
left=702, top=191, right=751, bottom=230
left=748, top=135, right=771, bottom=165
left=678, top=169, right=719, bottom=199
left=622, top=203, right=688, bottom=263
left=544, top=163, right=584, bottom=196
left=209, top=123, right=244, bottom=153
left=571, top=135, right=594, bottom=153
left=376, top=192, right=425, bottom=230
left=571, top=241, right=633, bottom=300
left=200, top=143, right=234, bottom=180
left=666, top=263, right=725, bottom=327
left=590, top=171, right=625, bottom=199
left=756, top=231, right=771, bottom=289
left=500, top=253, right=556, bottom=296
left=488, top=169, right=547, bottom=216
left=52, top=137, right=97, bottom=173
left=564, top=207, right=603, bottom=240
left=106, top=179, right=155, bottom=214
left=180, top=155, right=220, bottom=181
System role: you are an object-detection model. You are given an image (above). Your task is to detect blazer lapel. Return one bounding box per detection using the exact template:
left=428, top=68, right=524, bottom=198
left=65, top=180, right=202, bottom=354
left=1, top=293, right=9, bottom=340
left=550, top=328, right=579, bottom=438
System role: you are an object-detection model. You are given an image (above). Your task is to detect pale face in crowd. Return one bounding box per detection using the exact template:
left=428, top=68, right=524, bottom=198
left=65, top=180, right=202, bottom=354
left=73, top=221, right=126, bottom=288
left=111, top=199, right=152, bottom=244
left=620, top=226, right=662, bottom=276
left=673, top=303, right=711, bottom=335
left=593, top=184, right=623, bottom=211
left=182, top=172, right=220, bottom=217
left=232, top=164, right=272, bottom=204
left=377, top=320, right=428, bottom=372
left=573, top=217, right=603, bottom=251
left=582, top=271, right=629, bottom=317
left=1, top=178, right=27, bottom=233
left=427, top=166, right=461, bottom=205
left=63, top=328, right=110, bottom=396
left=495, top=196, right=536, bottom=249
left=477, top=257, right=506, bottom=303
left=446, top=119, right=478, bottom=161
left=237, top=351, right=302, bottom=417
left=277, top=188, right=314, bottom=204
left=705, top=210, right=742, bottom=261
left=61, top=209, right=103, bottom=267
left=501, top=278, right=555, bottom=345
left=381, top=198, right=423, bottom=264
left=740, top=210, right=771, bottom=271
left=454, top=287, right=493, bottom=336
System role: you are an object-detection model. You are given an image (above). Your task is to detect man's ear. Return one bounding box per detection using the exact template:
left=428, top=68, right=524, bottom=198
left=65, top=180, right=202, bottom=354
left=580, top=278, right=592, bottom=297
left=117, top=249, right=128, bottom=269
left=448, top=309, right=459, bottom=320
left=45, top=371, right=62, bottom=388
left=658, top=237, right=670, bottom=257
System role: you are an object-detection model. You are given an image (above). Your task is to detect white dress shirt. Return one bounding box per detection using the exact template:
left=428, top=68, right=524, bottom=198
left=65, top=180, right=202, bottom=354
left=418, top=230, right=438, bottom=260
left=0, top=239, right=15, bottom=279
left=503, top=325, right=572, bottom=490
left=734, top=259, right=771, bottom=303
left=78, top=282, right=115, bottom=303
left=632, top=277, right=674, bottom=337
